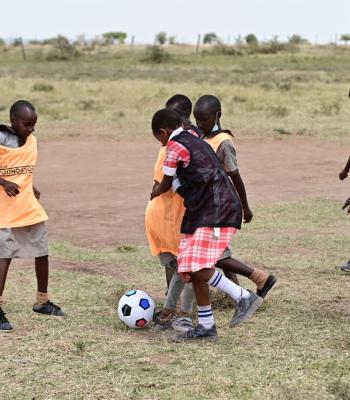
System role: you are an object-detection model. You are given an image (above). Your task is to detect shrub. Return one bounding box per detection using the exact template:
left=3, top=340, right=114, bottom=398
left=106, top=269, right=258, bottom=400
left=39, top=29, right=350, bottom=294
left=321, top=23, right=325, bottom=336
left=212, top=44, right=243, bottom=56
left=155, top=32, right=167, bottom=45
left=142, top=45, right=170, bottom=64
left=341, top=34, right=350, bottom=44
left=314, top=100, right=341, bottom=116
left=79, top=100, right=97, bottom=111
left=168, top=36, right=176, bottom=45
left=102, top=32, right=127, bottom=45
left=245, top=34, right=258, bottom=45
left=32, top=82, right=54, bottom=92
left=45, top=35, right=79, bottom=61
left=203, top=33, right=220, bottom=45
left=12, top=37, right=23, bottom=47
left=276, top=81, right=292, bottom=91
left=232, top=95, right=247, bottom=103
left=288, top=34, right=308, bottom=45
left=270, top=105, right=289, bottom=118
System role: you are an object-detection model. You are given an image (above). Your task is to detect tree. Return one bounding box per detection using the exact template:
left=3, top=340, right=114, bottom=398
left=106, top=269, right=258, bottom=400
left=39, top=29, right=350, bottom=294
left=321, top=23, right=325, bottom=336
left=245, top=34, right=258, bottom=45
left=288, top=34, right=308, bottom=45
left=0, top=38, right=5, bottom=47
left=12, top=37, right=23, bottom=47
left=155, top=32, right=167, bottom=45
left=168, top=35, right=176, bottom=45
left=102, top=32, right=127, bottom=45
left=341, top=34, right=350, bottom=44
left=203, top=32, right=219, bottom=45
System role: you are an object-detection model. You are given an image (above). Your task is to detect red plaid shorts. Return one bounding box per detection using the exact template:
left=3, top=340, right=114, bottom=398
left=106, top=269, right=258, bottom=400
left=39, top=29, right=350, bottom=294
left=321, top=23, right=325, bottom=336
left=177, top=227, right=237, bottom=280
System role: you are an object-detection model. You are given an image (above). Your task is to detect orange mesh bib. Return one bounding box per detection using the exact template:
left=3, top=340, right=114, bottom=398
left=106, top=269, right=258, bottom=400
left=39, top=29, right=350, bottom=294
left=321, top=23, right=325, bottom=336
left=0, top=135, right=48, bottom=228
left=204, top=132, right=234, bottom=153
left=145, top=147, right=185, bottom=256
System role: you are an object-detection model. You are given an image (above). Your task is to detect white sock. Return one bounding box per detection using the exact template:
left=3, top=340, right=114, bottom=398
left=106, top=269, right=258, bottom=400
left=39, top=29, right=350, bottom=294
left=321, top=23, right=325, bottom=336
left=208, top=270, right=250, bottom=301
left=198, top=305, right=215, bottom=329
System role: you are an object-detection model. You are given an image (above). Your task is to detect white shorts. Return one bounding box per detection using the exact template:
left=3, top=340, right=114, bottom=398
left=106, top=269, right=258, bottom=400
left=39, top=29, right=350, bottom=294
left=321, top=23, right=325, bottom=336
left=0, top=222, right=48, bottom=258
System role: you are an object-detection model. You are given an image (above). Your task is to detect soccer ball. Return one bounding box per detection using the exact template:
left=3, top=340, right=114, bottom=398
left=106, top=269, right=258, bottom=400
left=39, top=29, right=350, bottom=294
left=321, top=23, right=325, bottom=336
left=117, top=289, right=156, bottom=329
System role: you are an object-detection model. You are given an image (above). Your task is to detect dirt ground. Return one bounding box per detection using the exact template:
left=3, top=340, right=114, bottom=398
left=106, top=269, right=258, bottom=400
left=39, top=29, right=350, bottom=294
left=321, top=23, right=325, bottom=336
left=35, top=136, right=349, bottom=247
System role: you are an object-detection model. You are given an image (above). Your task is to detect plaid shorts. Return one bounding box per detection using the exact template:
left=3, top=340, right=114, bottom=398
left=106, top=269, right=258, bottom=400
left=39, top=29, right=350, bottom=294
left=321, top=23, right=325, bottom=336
left=177, top=227, right=236, bottom=275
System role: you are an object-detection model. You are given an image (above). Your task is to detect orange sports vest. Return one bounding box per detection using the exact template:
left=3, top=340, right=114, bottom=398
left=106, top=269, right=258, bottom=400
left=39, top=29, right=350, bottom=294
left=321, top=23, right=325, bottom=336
left=204, top=132, right=234, bottom=153
left=0, top=135, right=48, bottom=228
left=145, top=146, right=185, bottom=256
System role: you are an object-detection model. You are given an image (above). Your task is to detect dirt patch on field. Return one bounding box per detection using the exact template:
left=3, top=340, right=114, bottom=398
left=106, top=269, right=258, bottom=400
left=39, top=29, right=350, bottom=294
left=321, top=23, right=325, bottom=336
left=35, top=136, right=349, bottom=247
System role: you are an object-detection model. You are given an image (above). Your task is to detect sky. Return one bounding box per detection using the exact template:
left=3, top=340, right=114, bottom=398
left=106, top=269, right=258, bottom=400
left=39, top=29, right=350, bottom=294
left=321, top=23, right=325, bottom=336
left=1, top=0, right=349, bottom=44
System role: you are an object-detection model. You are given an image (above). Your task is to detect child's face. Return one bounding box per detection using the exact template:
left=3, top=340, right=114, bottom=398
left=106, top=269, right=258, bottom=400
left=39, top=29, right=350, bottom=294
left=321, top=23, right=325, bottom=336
left=153, top=129, right=170, bottom=146
left=10, top=108, right=37, bottom=141
left=193, top=107, right=218, bottom=135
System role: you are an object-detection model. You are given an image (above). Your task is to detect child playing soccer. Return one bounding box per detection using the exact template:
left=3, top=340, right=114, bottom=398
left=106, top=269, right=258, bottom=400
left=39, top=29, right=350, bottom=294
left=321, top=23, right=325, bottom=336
left=145, top=95, right=195, bottom=332
left=339, top=155, right=350, bottom=272
left=0, top=100, right=64, bottom=332
left=150, top=109, right=263, bottom=341
left=193, top=95, right=276, bottom=296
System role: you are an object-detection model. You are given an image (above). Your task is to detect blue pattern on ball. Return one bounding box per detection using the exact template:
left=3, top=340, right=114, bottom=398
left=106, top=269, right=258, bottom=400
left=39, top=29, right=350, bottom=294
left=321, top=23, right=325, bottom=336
left=139, top=298, right=150, bottom=310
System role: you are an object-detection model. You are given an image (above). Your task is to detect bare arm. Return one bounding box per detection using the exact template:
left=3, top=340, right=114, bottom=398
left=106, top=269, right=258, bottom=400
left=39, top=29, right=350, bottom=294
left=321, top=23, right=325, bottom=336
left=339, top=156, right=350, bottom=180
left=229, top=171, right=253, bottom=223
left=150, top=175, right=173, bottom=200
left=33, top=185, right=40, bottom=199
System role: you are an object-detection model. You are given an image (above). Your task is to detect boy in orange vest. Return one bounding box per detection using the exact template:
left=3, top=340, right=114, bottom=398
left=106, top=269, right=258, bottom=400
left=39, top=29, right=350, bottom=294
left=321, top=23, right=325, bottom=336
left=0, top=100, right=64, bottom=332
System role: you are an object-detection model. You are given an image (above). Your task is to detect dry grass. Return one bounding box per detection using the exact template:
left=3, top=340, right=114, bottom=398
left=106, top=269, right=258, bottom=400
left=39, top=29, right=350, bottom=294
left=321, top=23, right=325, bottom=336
left=1, top=199, right=350, bottom=400
left=0, top=47, right=350, bottom=142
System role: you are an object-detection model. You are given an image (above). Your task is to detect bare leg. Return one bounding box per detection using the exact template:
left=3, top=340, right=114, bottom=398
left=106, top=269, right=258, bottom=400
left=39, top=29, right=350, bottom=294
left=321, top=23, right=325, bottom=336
left=0, top=258, right=12, bottom=297
left=216, top=257, right=253, bottom=277
left=191, top=269, right=215, bottom=306
left=35, top=256, right=49, bottom=293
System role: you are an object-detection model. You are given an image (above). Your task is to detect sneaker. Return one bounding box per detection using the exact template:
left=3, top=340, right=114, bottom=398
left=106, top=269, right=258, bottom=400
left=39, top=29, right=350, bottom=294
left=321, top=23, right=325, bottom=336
left=0, top=307, right=13, bottom=332
left=173, top=324, right=218, bottom=342
left=154, top=312, right=175, bottom=331
left=340, top=261, right=350, bottom=272
left=172, top=315, right=193, bottom=333
left=32, top=301, right=65, bottom=316
left=257, top=275, right=277, bottom=298
left=229, top=290, right=263, bottom=328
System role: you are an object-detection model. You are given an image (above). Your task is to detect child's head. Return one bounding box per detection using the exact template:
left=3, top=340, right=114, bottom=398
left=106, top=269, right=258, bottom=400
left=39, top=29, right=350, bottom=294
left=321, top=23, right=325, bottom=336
left=193, top=95, right=221, bottom=135
left=10, top=100, right=37, bottom=141
left=152, top=109, right=182, bottom=146
left=165, top=94, right=192, bottom=122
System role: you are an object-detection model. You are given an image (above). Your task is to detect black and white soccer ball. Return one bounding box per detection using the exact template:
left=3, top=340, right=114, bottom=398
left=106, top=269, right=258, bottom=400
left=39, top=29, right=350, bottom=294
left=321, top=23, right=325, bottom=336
left=117, top=289, right=156, bottom=329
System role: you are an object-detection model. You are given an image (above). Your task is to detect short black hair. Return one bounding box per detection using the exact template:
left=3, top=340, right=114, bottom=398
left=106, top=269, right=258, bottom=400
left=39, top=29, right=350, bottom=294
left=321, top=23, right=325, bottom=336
left=10, top=100, right=35, bottom=118
left=152, top=109, right=182, bottom=134
left=194, top=95, right=221, bottom=114
left=165, top=94, right=192, bottom=119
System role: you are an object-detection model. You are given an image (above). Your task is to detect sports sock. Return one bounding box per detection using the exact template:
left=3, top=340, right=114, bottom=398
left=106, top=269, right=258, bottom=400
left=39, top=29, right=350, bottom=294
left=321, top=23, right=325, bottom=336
left=198, top=305, right=215, bottom=329
left=249, top=269, right=269, bottom=289
left=36, top=291, right=49, bottom=305
left=208, top=270, right=250, bottom=301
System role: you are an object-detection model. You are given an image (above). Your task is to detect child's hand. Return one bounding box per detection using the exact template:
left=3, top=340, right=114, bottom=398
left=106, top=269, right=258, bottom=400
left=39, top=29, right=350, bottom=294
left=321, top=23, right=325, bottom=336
left=33, top=186, right=40, bottom=199
left=0, top=180, right=20, bottom=197
left=150, top=180, right=161, bottom=200
left=243, top=207, right=253, bottom=223
left=339, top=169, right=348, bottom=181
left=342, top=197, right=350, bottom=213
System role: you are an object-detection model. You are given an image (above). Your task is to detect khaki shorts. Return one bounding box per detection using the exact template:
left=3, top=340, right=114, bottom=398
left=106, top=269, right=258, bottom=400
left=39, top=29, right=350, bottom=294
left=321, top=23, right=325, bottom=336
left=0, top=222, right=48, bottom=258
